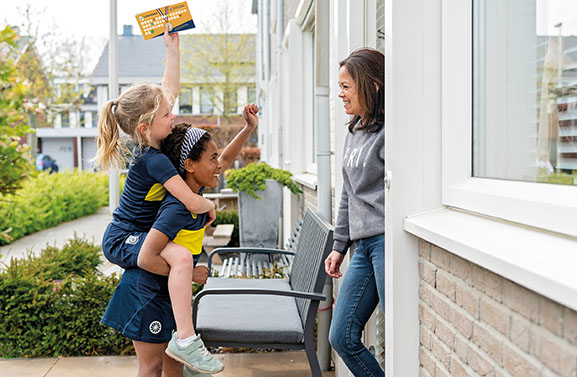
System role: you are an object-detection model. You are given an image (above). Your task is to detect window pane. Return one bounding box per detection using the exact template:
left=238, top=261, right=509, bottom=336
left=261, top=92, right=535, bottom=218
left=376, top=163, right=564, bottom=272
left=473, top=0, right=577, bottom=186
left=179, top=87, right=192, bottom=114
left=91, top=111, right=98, bottom=128
left=200, top=87, right=214, bottom=114
left=248, top=86, right=256, bottom=103
left=226, top=88, right=238, bottom=114
left=61, top=112, right=70, bottom=128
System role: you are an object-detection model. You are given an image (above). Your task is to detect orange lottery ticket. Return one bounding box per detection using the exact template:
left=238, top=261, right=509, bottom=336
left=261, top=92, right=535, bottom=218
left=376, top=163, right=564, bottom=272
left=136, top=2, right=195, bottom=40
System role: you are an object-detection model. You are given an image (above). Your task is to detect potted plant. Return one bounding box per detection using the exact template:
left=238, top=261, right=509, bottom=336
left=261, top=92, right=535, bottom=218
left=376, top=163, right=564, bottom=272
left=226, top=162, right=302, bottom=248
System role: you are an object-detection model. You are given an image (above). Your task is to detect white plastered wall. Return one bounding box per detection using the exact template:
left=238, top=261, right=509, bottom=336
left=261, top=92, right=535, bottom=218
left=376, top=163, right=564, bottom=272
left=257, top=0, right=384, bottom=374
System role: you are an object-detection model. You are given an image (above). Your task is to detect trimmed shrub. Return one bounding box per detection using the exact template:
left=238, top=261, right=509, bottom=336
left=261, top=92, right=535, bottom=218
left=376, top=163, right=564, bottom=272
left=0, top=237, right=132, bottom=357
left=0, top=170, right=113, bottom=245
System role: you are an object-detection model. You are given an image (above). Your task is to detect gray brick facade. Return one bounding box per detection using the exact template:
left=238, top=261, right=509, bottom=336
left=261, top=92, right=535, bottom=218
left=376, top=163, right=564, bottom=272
left=419, top=239, right=577, bottom=377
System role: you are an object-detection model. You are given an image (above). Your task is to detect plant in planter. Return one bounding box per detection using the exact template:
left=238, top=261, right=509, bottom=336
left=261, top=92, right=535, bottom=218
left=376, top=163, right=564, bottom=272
left=226, top=162, right=302, bottom=248
left=226, top=162, right=302, bottom=199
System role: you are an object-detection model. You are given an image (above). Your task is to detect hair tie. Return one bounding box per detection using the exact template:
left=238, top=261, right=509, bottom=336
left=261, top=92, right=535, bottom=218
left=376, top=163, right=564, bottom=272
left=179, top=127, right=206, bottom=174
left=111, top=100, right=119, bottom=114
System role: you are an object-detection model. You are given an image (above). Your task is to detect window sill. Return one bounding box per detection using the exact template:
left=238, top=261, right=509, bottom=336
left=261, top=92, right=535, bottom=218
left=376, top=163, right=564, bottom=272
left=404, top=206, right=577, bottom=311
left=293, top=173, right=317, bottom=190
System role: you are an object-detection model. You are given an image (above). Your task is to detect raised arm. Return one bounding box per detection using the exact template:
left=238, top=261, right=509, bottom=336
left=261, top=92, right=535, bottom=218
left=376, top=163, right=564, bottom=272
left=162, top=24, right=180, bottom=104
left=218, top=104, right=259, bottom=170
left=160, top=26, right=216, bottom=224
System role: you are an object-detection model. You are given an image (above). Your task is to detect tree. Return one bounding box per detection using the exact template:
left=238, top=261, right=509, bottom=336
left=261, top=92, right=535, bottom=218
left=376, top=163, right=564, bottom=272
left=12, top=5, right=89, bottom=127
left=181, top=0, right=255, bottom=122
left=0, top=25, right=34, bottom=195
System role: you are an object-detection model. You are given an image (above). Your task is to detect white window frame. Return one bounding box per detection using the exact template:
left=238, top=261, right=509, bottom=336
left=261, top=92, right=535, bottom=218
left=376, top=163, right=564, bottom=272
left=301, top=7, right=317, bottom=175
left=442, top=0, right=577, bottom=238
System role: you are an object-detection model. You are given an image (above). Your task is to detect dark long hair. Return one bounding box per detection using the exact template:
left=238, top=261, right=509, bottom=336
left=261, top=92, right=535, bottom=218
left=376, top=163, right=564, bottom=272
left=339, top=48, right=384, bottom=133
left=161, top=123, right=212, bottom=178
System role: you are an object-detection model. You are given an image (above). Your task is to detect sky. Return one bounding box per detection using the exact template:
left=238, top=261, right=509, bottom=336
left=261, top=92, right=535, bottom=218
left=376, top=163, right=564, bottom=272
left=3, top=0, right=257, bottom=73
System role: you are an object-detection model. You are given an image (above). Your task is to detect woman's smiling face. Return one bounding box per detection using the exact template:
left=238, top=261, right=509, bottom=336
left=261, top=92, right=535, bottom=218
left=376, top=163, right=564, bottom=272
left=338, top=66, right=363, bottom=118
left=187, top=139, right=222, bottom=192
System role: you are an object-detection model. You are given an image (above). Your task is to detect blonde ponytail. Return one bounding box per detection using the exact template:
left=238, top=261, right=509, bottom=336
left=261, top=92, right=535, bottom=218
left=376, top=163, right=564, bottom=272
left=94, top=101, right=131, bottom=170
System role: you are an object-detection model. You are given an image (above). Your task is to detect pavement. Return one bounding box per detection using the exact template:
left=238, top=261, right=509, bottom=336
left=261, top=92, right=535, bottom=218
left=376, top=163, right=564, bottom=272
left=0, top=352, right=335, bottom=377
left=0, top=207, right=335, bottom=377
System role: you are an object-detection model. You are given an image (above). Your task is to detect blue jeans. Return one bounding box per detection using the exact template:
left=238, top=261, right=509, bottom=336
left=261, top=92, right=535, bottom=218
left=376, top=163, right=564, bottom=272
left=329, top=234, right=384, bottom=377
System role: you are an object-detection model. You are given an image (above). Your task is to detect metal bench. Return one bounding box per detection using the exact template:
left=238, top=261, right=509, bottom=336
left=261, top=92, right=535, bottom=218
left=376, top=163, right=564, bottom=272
left=208, top=218, right=303, bottom=278
left=192, top=208, right=333, bottom=377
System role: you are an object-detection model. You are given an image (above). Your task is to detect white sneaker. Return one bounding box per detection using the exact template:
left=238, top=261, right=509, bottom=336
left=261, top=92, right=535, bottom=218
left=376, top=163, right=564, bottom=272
left=165, top=332, right=224, bottom=374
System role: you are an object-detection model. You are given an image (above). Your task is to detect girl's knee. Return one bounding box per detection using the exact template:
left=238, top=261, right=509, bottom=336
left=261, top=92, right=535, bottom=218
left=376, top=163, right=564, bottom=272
left=173, top=246, right=193, bottom=265
left=164, top=243, right=193, bottom=265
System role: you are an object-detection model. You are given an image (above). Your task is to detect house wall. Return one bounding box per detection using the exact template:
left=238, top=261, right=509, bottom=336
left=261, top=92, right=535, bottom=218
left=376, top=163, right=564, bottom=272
left=40, top=138, right=75, bottom=171
left=418, top=239, right=577, bottom=377
left=255, top=0, right=384, bottom=374
left=81, top=137, right=97, bottom=171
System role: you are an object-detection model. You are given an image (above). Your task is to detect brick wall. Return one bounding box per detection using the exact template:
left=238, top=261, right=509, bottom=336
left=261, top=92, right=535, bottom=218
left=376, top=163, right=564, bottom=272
left=297, top=185, right=318, bottom=218
left=418, top=239, right=577, bottom=377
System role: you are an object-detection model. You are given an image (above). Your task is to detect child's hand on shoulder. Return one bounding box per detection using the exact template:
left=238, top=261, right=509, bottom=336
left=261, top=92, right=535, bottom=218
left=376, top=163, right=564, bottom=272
left=243, top=104, right=259, bottom=130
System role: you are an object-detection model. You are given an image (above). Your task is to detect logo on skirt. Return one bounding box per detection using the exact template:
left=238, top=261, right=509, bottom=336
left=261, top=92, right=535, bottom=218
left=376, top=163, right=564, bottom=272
left=149, top=320, right=162, bottom=334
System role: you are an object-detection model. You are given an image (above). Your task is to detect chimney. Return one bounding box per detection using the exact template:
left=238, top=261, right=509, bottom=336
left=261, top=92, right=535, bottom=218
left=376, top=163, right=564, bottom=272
left=122, top=25, right=133, bottom=36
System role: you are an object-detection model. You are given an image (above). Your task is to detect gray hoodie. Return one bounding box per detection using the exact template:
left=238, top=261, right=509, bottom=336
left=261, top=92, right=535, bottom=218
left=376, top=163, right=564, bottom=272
left=332, top=123, right=384, bottom=254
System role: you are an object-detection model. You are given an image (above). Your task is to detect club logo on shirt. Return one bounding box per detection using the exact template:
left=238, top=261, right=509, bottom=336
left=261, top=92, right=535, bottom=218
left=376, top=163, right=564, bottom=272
left=125, top=235, right=140, bottom=245
left=149, top=320, right=162, bottom=334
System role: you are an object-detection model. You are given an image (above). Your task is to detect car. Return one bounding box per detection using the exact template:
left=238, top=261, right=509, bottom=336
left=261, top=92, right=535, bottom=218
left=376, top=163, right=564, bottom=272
left=36, top=154, right=59, bottom=173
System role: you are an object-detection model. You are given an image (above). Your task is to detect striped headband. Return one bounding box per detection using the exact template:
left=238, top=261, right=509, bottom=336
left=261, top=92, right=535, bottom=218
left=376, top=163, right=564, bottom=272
left=179, top=127, right=207, bottom=174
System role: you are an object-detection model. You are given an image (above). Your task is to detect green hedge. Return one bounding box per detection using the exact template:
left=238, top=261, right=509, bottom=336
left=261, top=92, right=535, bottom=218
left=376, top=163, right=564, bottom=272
left=0, top=237, right=132, bottom=357
left=0, top=171, right=111, bottom=245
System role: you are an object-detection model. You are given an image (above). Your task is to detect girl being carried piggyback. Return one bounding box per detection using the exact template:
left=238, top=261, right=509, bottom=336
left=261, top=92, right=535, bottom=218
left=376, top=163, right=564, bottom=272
left=95, top=25, right=240, bottom=375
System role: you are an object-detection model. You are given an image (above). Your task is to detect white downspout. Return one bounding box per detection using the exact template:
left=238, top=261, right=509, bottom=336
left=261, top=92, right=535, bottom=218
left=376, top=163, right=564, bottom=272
left=315, top=0, right=333, bottom=371
left=256, top=0, right=264, bottom=157
left=108, top=0, right=119, bottom=212
left=276, top=0, right=284, bottom=244
left=276, top=0, right=283, bottom=169
left=264, top=0, right=271, bottom=162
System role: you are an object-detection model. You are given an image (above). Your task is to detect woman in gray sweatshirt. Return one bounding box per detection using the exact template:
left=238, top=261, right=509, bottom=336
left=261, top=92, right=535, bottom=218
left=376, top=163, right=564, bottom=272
left=325, top=48, right=384, bottom=377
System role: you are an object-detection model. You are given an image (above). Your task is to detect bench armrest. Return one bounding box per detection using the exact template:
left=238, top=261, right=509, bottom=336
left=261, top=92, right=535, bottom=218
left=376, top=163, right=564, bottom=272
left=192, top=287, right=326, bottom=325
left=208, top=248, right=296, bottom=271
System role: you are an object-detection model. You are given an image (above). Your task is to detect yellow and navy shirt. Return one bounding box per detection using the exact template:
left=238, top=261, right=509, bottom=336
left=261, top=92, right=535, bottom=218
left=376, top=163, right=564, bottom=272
left=112, top=147, right=178, bottom=232
left=152, top=194, right=208, bottom=255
